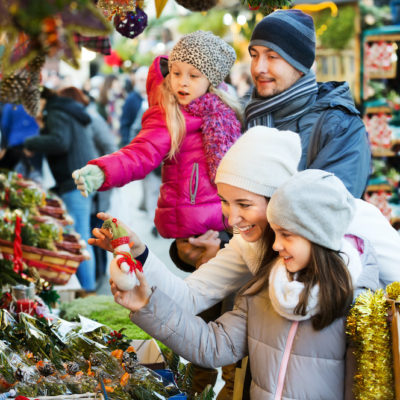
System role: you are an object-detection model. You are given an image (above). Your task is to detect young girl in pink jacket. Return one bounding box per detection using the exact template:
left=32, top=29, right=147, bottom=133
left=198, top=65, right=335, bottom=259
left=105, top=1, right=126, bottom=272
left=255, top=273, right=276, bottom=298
left=72, top=30, right=242, bottom=239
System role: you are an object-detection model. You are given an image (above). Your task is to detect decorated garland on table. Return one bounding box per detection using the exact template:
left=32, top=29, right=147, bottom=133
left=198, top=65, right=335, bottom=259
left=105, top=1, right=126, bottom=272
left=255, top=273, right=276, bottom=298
left=347, top=288, right=395, bottom=399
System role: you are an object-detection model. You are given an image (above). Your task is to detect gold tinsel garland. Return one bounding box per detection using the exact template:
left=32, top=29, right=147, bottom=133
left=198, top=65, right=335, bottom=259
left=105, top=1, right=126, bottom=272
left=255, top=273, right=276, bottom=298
left=387, top=281, right=400, bottom=301
left=347, top=289, right=394, bottom=399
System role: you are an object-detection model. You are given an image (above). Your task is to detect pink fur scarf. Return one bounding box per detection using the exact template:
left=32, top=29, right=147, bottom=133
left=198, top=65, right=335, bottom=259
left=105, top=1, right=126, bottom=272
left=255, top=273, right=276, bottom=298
left=184, top=92, right=242, bottom=182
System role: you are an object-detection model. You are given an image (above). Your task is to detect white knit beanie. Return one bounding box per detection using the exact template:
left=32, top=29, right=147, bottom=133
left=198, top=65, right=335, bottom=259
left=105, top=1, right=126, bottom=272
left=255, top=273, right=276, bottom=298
left=215, top=126, right=302, bottom=197
left=267, top=169, right=356, bottom=251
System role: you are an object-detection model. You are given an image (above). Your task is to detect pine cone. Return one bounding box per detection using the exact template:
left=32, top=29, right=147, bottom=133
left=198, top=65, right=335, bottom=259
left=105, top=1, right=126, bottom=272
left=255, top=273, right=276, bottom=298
left=122, top=350, right=138, bottom=373
left=175, top=0, right=217, bottom=11
left=96, top=369, right=112, bottom=381
left=38, top=362, right=55, bottom=376
left=66, top=361, right=80, bottom=375
left=21, top=86, right=41, bottom=116
left=89, top=353, right=101, bottom=366
left=28, top=54, right=46, bottom=73
left=15, top=367, right=25, bottom=381
left=0, top=73, right=29, bottom=104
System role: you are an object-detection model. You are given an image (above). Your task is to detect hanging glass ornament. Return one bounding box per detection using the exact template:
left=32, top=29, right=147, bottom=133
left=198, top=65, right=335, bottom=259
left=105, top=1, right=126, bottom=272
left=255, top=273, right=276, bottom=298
left=114, top=7, right=148, bottom=39
left=175, top=0, right=217, bottom=12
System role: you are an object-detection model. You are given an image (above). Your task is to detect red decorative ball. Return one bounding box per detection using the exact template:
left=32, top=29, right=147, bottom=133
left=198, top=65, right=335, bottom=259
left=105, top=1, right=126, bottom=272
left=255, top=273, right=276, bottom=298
left=114, top=8, right=148, bottom=39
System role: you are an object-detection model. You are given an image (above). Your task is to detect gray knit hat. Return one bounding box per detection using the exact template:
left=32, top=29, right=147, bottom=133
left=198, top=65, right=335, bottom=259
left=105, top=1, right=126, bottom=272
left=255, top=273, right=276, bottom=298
left=249, top=9, right=316, bottom=74
left=215, top=126, right=301, bottom=197
left=168, top=30, right=236, bottom=88
left=267, top=170, right=356, bottom=251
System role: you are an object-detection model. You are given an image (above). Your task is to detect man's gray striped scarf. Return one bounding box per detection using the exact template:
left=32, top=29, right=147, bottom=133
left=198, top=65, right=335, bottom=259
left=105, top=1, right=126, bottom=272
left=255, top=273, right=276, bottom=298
left=245, top=71, right=319, bottom=129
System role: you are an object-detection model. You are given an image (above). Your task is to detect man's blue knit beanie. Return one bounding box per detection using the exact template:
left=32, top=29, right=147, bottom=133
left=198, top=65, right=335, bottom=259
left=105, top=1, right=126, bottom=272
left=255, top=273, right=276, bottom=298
left=249, top=9, right=316, bottom=74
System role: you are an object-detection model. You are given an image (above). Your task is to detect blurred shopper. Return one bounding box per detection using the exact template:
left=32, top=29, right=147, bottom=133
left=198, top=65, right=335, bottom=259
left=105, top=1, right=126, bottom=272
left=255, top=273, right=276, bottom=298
left=120, top=66, right=162, bottom=237
left=230, top=63, right=253, bottom=105
left=119, top=66, right=149, bottom=147
left=97, top=74, right=125, bottom=144
left=0, top=103, right=42, bottom=180
left=58, top=86, right=118, bottom=281
left=24, top=87, right=98, bottom=292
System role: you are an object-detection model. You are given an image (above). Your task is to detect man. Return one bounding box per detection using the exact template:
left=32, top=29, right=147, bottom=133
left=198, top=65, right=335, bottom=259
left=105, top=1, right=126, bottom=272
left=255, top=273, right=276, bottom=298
left=175, top=9, right=372, bottom=268
left=24, top=87, right=98, bottom=292
left=245, top=9, right=370, bottom=198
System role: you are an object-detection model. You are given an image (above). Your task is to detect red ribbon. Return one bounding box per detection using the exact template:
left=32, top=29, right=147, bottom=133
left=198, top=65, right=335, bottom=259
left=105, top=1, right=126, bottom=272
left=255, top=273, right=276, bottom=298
left=116, top=251, right=143, bottom=273
left=13, top=215, right=24, bottom=274
left=111, top=236, right=130, bottom=248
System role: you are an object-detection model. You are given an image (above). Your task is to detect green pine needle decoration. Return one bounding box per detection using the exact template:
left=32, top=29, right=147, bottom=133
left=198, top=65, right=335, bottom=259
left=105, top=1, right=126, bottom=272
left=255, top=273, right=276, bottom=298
left=59, top=295, right=166, bottom=349
left=0, top=259, right=30, bottom=286
left=195, top=384, right=215, bottom=400
left=162, top=349, right=180, bottom=374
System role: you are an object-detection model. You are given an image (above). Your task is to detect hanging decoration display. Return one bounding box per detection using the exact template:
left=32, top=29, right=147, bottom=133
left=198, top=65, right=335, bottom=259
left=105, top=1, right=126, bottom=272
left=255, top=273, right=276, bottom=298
left=241, top=0, right=293, bottom=14
left=0, top=0, right=111, bottom=73
left=175, top=0, right=218, bottom=12
left=0, top=0, right=112, bottom=115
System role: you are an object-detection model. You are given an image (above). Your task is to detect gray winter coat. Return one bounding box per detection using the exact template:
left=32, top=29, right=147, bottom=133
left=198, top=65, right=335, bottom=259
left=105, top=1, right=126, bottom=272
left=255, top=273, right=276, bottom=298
left=132, top=240, right=379, bottom=399
left=297, top=82, right=370, bottom=198
left=246, top=81, right=371, bottom=198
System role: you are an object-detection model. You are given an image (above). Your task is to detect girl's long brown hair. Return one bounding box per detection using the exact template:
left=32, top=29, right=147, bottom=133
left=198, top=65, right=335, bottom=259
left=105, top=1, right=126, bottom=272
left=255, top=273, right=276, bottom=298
left=239, top=240, right=353, bottom=331
left=295, top=244, right=353, bottom=330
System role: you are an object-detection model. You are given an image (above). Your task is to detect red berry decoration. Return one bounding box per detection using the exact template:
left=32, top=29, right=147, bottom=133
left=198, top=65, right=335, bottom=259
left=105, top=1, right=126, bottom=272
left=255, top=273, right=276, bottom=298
left=114, top=8, right=148, bottom=39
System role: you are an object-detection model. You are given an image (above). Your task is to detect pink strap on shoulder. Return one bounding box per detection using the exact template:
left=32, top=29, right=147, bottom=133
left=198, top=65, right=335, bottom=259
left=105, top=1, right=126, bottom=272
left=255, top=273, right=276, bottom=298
left=274, top=321, right=299, bottom=400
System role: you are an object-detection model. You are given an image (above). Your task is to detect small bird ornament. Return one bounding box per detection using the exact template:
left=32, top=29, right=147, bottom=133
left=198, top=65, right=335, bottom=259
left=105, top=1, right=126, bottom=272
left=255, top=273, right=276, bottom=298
left=102, top=218, right=142, bottom=291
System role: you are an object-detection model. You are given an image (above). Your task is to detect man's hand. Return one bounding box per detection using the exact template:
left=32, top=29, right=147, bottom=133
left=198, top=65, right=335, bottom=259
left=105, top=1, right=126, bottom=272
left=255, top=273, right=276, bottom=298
left=176, top=230, right=221, bottom=269
left=110, top=270, right=152, bottom=312
left=72, top=164, right=105, bottom=197
left=89, top=212, right=146, bottom=257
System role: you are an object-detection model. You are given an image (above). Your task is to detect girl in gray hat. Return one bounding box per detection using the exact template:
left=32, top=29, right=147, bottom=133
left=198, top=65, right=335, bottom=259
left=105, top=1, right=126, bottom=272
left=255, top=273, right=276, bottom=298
left=111, top=169, right=374, bottom=399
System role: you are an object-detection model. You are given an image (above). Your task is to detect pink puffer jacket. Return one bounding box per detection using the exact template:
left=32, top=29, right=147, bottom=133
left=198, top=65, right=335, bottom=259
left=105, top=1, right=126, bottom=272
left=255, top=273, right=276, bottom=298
left=89, top=56, right=241, bottom=238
